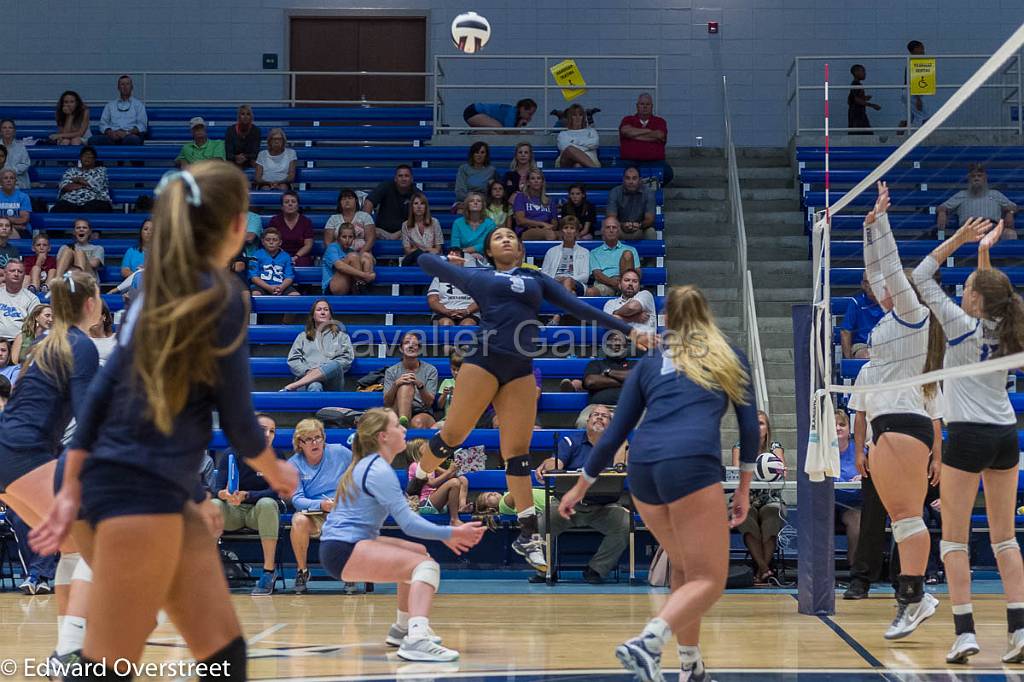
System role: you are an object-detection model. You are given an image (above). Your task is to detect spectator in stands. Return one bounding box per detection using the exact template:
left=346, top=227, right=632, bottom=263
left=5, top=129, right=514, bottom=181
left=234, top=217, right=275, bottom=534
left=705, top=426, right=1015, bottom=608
left=25, top=232, right=56, bottom=294
left=288, top=418, right=353, bottom=594
left=0, top=168, right=31, bottom=232
left=364, top=164, right=416, bottom=240
left=0, top=339, right=15, bottom=385
left=55, top=218, right=104, bottom=280
left=435, top=349, right=463, bottom=423
left=604, top=268, right=656, bottom=334
left=485, top=180, right=512, bottom=231
left=401, top=192, right=444, bottom=266
left=848, top=65, right=880, bottom=135
left=556, top=104, right=600, bottom=168
left=579, top=330, right=632, bottom=422
left=428, top=248, right=479, bottom=326
left=542, top=217, right=590, bottom=327
left=840, top=272, right=883, bottom=359
left=244, top=210, right=263, bottom=256
left=502, top=142, right=538, bottom=199
left=455, top=141, right=497, bottom=208
left=937, top=163, right=1017, bottom=239
left=0, top=120, right=31, bottom=189
left=50, top=90, right=91, bottom=146
left=834, top=409, right=863, bottom=566
left=9, top=508, right=57, bottom=595
left=607, top=167, right=656, bottom=240
left=224, top=104, right=261, bottom=169
left=587, top=217, right=639, bottom=296
left=120, top=218, right=151, bottom=280
left=900, top=40, right=930, bottom=130
left=408, top=443, right=471, bottom=527
left=321, top=222, right=376, bottom=295
left=731, top=411, right=786, bottom=586
left=559, top=184, right=596, bottom=239
left=89, top=300, right=117, bottom=363
left=283, top=299, right=355, bottom=392
left=452, top=191, right=497, bottom=267
left=175, top=117, right=225, bottom=168
left=463, top=98, right=537, bottom=129
left=514, top=169, right=558, bottom=241
left=324, top=189, right=376, bottom=261
left=618, top=93, right=673, bottom=185
left=10, top=304, right=51, bottom=364
left=254, top=127, right=297, bottom=190
left=0, top=373, right=9, bottom=408
left=93, top=74, right=147, bottom=145
left=383, top=331, right=438, bottom=428
left=52, top=145, right=112, bottom=213
left=212, top=413, right=284, bottom=595
left=533, top=404, right=630, bottom=583
left=0, top=260, right=39, bottom=341
left=269, top=190, right=314, bottom=266
left=0, top=218, right=19, bottom=267
left=250, top=227, right=299, bottom=296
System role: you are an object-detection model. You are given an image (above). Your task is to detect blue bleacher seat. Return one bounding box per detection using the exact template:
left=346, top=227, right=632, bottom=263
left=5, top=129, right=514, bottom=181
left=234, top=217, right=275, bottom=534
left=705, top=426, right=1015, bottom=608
left=251, top=356, right=599, bottom=378
left=17, top=125, right=433, bottom=143
left=830, top=240, right=1024, bottom=260
left=803, top=190, right=1024, bottom=209
left=209, top=427, right=576, bottom=452
left=801, top=167, right=1024, bottom=186
left=250, top=391, right=589, bottom=412
left=0, top=105, right=434, bottom=124
left=248, top=324, right=623, bottom=346
left=831, top=267, right=1024, bottom=287
left=797, top=146, right=1024, bottom=164
left=828, top=214, right=946, bottom=231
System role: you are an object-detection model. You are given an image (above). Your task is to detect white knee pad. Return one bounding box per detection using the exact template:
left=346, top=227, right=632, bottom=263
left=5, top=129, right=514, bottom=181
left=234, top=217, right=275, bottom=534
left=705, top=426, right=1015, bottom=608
left=71, top=557, right=92, bottom=583
left=940, top=540, right=969, bottom=561
left=410, top=559, right=440, bottom=591
left=55, top=553, right=80, bottom=587
left=992, top=538, right=1020, bottom=556
left=891, top=516, right=928, bottom=544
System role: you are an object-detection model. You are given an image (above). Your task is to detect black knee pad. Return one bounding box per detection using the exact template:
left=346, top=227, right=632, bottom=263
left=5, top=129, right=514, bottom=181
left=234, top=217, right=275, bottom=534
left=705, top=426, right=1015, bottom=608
left=428, top=432, right=459, bottom=461
left=505, top=454, right=532, bottom=477
left=199, top=635, right=247, bottom=681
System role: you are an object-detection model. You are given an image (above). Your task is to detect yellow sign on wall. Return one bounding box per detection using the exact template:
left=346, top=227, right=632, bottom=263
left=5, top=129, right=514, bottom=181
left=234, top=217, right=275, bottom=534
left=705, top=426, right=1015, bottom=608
left=550, top=59, right=587, bottom=101
left=909, top=58, right=936, bottom=96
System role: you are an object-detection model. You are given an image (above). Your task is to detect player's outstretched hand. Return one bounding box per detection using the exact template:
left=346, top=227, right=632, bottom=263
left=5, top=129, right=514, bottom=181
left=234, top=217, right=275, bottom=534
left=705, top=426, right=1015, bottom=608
left=446, top=252, right=466, bottom=266
left=445, top=521, right=485, bottom=555
left=863, top=181, right=891, bottom=227
left=979, top=218, right=1004, bottom=251
left=953, top=216, right=993, bottom=245
left=29, top=483, right=81, bottom=556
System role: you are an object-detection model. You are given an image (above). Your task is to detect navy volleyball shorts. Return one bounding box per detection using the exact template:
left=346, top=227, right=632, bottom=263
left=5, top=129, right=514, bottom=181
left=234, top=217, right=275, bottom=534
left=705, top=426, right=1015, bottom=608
left=320, top=540, right=358, bottom=579
left=627, top=455, right=724, bottom=505
left=80, top=459, right=190, bottom=525
left=0, top=447, right=54, bottom=493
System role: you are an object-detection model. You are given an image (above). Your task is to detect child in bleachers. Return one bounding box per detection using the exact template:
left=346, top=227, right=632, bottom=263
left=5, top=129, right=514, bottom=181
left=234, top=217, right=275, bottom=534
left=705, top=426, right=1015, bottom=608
left=559, top=184, right=596, bottom=239
left=485, top=180, right=512, bottom=231
left=249, top=227, right=299, bottom=296
left=321, top=222, right=376, bottom=295
left=0, top=217, right=20, bottom=266
left=406, top=438, right=471, bottom=526
left=435, top=349, right=463, bottom=423
left=25, top=232, right=56, bottom=295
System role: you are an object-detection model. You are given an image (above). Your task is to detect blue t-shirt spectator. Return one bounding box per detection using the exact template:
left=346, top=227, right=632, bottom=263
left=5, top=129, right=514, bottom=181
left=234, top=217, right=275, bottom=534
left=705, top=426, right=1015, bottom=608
left=835, top=439, right=862, bottom=509
left=840, top=292, right=884, bottom=346
left=450, top=216, right=497, bottom=255
left=288, top=443, right=353, bottom=512
left=122, top=247, right=145, bottom=273
left=249, top=248, right=294, bottom=287
left=589, top=242, right=640, bottom=279
left=556, top=434, right=594, bottom=471
left=0, top=188, right=31, bottom=219
left=321, top=242, right=349, bottom=290
left=471, top=103, right=517, bottom=128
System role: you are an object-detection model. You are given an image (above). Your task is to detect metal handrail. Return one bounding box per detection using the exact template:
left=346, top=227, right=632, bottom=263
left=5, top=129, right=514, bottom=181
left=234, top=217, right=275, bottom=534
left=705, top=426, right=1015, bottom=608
left=722, top=76, right=770, bottom=412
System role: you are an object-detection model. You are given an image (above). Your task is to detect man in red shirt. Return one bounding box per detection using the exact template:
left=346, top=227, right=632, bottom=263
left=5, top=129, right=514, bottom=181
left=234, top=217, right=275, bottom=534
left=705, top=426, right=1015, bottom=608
left=618, top=93, right=673, bottom=185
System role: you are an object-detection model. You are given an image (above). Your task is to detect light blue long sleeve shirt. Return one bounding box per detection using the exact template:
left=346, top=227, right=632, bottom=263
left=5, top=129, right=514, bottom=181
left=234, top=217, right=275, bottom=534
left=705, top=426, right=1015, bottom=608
left=98, top=97, right=148, bottom=134
left=321, top=454, right=454, bottom=544
left=288, top=443, right=352, bottom=511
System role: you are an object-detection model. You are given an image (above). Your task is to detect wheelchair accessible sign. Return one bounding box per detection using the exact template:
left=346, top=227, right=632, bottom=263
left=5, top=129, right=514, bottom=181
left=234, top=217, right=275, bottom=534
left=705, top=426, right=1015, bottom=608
left=550, top=59, right=587, bottom=101
left=909, top=57, right=936, bottom=96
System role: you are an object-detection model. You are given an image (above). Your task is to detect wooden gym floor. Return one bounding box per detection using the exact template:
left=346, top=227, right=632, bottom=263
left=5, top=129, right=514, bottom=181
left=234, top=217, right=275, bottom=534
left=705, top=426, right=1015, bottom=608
left=1, top=582, right=1023, bottom=681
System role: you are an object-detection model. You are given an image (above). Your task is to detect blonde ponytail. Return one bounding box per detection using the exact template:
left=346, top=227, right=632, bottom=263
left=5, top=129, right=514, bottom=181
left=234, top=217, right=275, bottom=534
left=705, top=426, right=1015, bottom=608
left=336, top=408, right=394, bottom=504
left=29, top=272, right=97, bottom=382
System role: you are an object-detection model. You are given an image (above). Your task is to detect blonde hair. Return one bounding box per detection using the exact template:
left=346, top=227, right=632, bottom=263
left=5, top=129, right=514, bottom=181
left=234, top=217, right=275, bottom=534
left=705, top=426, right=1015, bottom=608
left=21, top=304, right=52, bottom=344
left=292, top=417, right=326, bottom=454
left=135, top=160, right=250, bottom=434
left=28, top=272, right=97, bottom=382
left=509, top=142, right=538, bottom=172
left=461, top=191, right=486, bottom=223
left=565, top=103, right=587, bottom=130
left=336, top=408, right=394, bottom=503
left=524, top=169, right=549, bottom=207
left=834, top=409, right=850, bottom=428
left=662, top=285, right=750, bottom=405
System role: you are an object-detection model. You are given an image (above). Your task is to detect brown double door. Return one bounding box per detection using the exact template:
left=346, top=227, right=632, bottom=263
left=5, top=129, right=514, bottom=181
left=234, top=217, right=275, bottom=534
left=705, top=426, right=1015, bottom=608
left=289, top=16, right=427, bottom=104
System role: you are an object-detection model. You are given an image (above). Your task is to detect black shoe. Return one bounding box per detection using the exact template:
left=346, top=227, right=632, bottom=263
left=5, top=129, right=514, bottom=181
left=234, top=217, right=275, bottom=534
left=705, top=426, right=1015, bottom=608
left=843, top=580, right=870, bottom=600
left=294, top=568, right=310, bottom=595
left=528, top=572, right=549, bottom=584
left=583, top=567, right=605, bottom=585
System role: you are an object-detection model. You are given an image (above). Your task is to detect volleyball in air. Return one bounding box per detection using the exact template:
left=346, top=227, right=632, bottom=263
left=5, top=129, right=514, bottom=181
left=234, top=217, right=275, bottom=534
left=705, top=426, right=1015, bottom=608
left=451, top=12, right=491, bottom=54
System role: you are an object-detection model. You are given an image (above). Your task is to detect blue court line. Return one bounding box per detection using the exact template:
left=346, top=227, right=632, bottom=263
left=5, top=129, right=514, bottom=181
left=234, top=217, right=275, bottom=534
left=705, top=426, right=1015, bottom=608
left=790, top=594, right=884, bottom=669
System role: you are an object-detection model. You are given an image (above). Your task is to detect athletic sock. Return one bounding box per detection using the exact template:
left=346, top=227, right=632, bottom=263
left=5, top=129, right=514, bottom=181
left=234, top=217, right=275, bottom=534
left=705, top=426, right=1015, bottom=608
left=56, top=616, right=86, bottom=656
left=1008, top=603, right=1024, bottom=633
left=408, top=616, right=430, bottom=641
left=639, top=617, right=672, bottom=653
left=517, top=507, right=538, bottom=537
left=952, top=604, right=975, bottom=635
left=198, top=635, right=246, bottom=681
left=396, top=610, right=410, bottom=629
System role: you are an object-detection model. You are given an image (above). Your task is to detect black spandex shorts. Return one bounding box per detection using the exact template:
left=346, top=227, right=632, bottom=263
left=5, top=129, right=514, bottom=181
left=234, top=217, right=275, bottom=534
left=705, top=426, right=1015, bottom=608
left=0, top=446, right=54, bottom=493
left=627, top=455, right=724, bottom=506
left=80, top=459, right=190, bottom=526
left=320, top=539, right=358, bottom=580
left=462, top=352, right=534, bottom=387
left=871, top=413, right=934, bottom=450
left=463, top=104, right=481, bottom=124
left=943, top=422, right=1019, bottom=473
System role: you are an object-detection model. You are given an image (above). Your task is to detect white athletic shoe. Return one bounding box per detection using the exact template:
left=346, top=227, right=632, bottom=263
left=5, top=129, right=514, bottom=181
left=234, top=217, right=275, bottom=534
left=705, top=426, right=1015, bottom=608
left=396, top=636, right=459, bottom=662
left=1002, top=628, right=1024, bottom=663
left=511, top=533, right=548, bottom=572
left=945, top=632, right=980, bottom=664
left=614, top=636, right=665, bottom=682
left=386, top=623, right=442, bottom=647
left=884, top=593, right=938, bottom=640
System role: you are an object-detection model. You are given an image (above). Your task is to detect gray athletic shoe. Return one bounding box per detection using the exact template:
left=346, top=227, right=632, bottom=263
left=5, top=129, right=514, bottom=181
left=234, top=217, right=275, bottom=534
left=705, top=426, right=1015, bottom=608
left=680, top=659, right=714, bottom=682
left=386, top=623, right=442, bottom=647
left=511, top=533, right=548, bottom=572
left=396, top=636, right=459, bottom=662
left=1003, top=628, right=1024, bottom=663
left=614, top=636, right=665, bottom=682
left=946, top=632, right=980, bottom=664
left=884, top=593, right=938, bottom=640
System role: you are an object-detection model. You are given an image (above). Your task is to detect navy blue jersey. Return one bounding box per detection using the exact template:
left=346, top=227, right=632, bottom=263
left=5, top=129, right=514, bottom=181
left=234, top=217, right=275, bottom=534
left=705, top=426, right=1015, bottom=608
left=71, top=281, right=265, bottom=496
left=418, top=254, right=634, bottom=356
left=0, top=327, right=99, bottom=455
left=582, top=348, right=761, bottom=479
